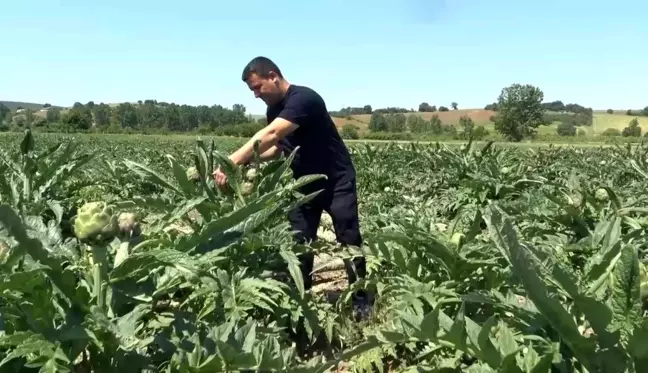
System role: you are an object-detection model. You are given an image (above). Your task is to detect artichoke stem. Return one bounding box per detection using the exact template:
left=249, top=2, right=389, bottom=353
left=90, top=244, right=109, bottom=310
left=93, top=263, right=103, bottom=309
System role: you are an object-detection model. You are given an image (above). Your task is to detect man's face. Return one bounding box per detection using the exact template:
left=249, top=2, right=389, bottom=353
left=245, top=72, right=282, bottom=105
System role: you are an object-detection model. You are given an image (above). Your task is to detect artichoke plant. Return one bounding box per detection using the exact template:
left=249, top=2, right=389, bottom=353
left=73, top=201, right=119, bottom=242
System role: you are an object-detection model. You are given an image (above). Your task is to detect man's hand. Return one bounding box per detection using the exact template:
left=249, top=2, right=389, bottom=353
left=213, top=167, right=228, bottom=189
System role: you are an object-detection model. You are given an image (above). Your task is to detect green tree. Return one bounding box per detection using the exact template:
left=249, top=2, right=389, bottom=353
left=24, top=109, right=34, bottom=126
left=557, top=122, right=576, bottom=136
left=63, top=105, right=93, bottom=130
left=438, top=106, right=449, bottom=112
left=622, top=118, right=641, bottom=137
left=418, top=102, right=435, bottom=112
left=451, top=102, right=458, bottom=110
left=93, top=103, right=111, bottom=127
left=458, top=115, right=474, bottom=138
left=407, top=115, right=427, bottom=133
left=493, top=83, right=545, bottom=141
left=606, top=109, right=614, bottom=114
left=340, top=124, right=359, bottom=139
left=115, top=103, right=138, bottom=129
left=368, top=112, right=388, bottom=132
left=387, top=113, right=407, bottom=132
left=429, top=114, right=443, bottom=134
left=0, top=103, right=10, bottom=123
left=46, top=107, right=61, bottom=123
left=164, top=104, right=182, bottom=131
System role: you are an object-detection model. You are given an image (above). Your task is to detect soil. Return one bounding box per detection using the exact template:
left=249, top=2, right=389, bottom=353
left=312, top=253, right=348, bottom=303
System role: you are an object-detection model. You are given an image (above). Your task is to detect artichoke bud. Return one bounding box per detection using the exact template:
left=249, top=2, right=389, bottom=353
left=246, top=168, right=258, bottom=181
left=241, top=181, right=254, bottom=195
left=186, top=166, right=200, bottom=182
left=74, top=201, right=119, bottom=242
left=450, top=232, right=465, bottom=247
left=118, top=212, right=141, bottom=237
left=595, top=188, right=609, bottom=202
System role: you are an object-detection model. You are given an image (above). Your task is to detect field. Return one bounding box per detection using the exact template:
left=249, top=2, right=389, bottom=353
left=3, top=131, right=648, bottom=372
left=6, top=100, right=648, bottom=140
left=332, top=109, right=648, bottom=136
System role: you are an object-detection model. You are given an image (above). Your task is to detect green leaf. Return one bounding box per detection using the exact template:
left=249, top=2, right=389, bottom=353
left=279, top=247, right=305, bottom=299
left=609, top=244, right=642, bottom=337
left=167, top=154, right=197, bottom=195
left=123, top=158, right=183, bottom=195
left=484, top=203, right=597, bottom=368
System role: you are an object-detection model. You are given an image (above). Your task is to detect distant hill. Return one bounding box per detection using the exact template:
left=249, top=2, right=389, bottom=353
left=0, top=101, right=63, bottom=112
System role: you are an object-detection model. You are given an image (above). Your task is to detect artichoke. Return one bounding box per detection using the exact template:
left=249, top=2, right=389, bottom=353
left=568, top=192, right=583, bottom=208
left=187, top=166, right=200, bottom=182
left=321, top=211, right=333, bottom=228
left=246, top=168, right=257, bottom=181
left=242, top=182, right=254, bottom=195
left=594, top=188, right=609, bottom=202
left=74, top=202, right=119, bottom=242
left=118, top=212, right=141, bottom=237
left=450, top=232, right=465, bottom=247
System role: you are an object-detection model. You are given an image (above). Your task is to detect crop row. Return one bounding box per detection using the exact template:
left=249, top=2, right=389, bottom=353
left=2, top=131, right=648, bottom=372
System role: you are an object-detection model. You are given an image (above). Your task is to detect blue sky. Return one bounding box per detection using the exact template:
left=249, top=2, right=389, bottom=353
left=1, top=0, right=646, bottom=115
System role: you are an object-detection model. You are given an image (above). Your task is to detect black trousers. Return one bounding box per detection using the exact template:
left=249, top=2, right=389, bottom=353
left=287, top=177, right=366, bottom=290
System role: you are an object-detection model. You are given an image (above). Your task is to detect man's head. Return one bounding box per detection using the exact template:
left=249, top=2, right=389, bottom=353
left=241, top=56, right=288, bottom=105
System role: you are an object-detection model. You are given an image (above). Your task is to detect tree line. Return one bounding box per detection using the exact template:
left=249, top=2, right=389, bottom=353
left=1, top=100, right=265, bottom=136
left=3, top=87, right=648, bottom=142
left=360, top=83, right=645, bottom=142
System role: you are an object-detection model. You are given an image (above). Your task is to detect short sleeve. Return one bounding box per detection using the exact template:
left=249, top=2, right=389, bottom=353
left=277, top=93, right=311, bottom=126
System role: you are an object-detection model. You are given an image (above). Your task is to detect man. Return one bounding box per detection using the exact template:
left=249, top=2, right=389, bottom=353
left=213, top=56, right=369, bottom=306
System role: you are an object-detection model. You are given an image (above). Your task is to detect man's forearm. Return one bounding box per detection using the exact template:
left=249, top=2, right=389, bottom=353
left=228, top=118, right=297, bottom=166
left=258, top=145, right=282, bottom=161
left=229, top=129, right=279, bottom=166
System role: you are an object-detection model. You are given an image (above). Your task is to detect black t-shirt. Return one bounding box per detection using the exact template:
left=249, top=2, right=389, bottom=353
left=266, top=84, right=356, bottom=185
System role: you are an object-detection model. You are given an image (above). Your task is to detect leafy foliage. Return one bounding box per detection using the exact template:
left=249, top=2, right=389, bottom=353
left=3, top=131, right=648, bottom=372
left=493, top=83, right=546, bottom=141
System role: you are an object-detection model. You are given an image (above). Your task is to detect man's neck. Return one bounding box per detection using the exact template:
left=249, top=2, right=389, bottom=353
left=278, top=80, right=291, bottom=98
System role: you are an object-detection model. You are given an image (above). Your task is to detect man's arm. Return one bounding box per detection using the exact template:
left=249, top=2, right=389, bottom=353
left=228, top=118, right=298, bottom=166
left=258, top=144, right=283, bottom=161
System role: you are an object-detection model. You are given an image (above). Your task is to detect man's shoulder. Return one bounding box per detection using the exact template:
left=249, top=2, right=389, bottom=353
left=286, top=85, right=324, bottom=106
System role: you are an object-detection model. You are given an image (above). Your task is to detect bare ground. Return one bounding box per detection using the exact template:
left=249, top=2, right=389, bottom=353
left=312, top=253, right=348, bottom=303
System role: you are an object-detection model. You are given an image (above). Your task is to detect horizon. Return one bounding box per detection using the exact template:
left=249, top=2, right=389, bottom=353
left=1, top=0, right=647, bottom=116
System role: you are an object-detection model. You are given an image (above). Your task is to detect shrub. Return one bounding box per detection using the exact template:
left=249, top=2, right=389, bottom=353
left=601, top=128, right=621, bottom=136
left=622, top=118, right=641, bottom=137
left=471, top=126, right=489, bottom=140
left=340, top=124, right=359, bottom=139
left=557, top=122, right=577, bottom=136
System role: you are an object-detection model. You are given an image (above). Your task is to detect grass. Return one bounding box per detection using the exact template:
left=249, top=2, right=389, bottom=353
left=592, top=113, right=648, bottom=133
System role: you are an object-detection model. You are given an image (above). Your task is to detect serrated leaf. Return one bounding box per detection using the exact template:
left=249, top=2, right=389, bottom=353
left=610, top=244, right=642, bottom=336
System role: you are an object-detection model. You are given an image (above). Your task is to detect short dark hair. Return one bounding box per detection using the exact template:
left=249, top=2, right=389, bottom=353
left=241, top=56, right=283, bottom=82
